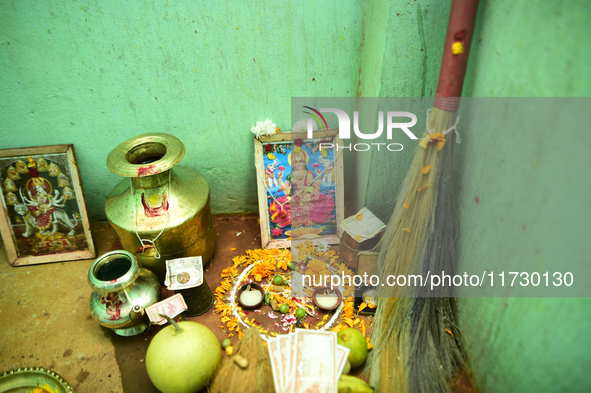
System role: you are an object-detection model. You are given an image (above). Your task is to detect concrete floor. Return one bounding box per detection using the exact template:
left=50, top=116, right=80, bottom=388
left=0, top=215, right=475, bottom=393
left=0, top=215, right=262, bottom=393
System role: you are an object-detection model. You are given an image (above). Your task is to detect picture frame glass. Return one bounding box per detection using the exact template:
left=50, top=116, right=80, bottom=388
left=262, top=136, right=339, bottom=243
left=0, top=150, right=93, bottom=263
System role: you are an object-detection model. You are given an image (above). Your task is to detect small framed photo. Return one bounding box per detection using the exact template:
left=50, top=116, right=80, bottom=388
left=0, top=144, right=96, bottom=266
left=254, top=130, right=344, bottom=248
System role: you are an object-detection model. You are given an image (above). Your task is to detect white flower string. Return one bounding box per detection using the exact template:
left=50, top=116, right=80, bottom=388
left=130, top=169, right=172, bottom=259
left=426, top=108, right=461, bottom=143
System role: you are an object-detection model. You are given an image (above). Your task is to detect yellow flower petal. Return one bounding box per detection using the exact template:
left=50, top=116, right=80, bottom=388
left=418, top=184, right=430, bottom=192
left=403, top=201, right=409, bottom=209
left=419, top=135, right=430, bottom=149
left=437, top=140, right=446, bottom=151
left=422, top=165, right=432, bottom=175
left=358, top=302, right=368, bottom=313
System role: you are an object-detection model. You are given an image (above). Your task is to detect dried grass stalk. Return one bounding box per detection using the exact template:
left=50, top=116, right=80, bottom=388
left=209, top=328, right=275, bottom=393
left=365, top=108, right=464, bottom=393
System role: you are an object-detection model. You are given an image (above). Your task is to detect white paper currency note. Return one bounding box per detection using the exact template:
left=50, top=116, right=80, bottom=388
left=291, top=329, right=336, bottom=393
left=145, top=294, right=188, bottom=325
left=165, top=256, right=203, bottom=290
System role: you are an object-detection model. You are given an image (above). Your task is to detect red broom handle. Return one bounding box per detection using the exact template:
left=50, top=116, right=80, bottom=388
left=434, top=0, right=479, bottom=111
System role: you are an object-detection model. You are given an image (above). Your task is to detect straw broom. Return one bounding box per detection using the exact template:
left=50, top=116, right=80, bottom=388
left=364, top=1, right=478, bottom=392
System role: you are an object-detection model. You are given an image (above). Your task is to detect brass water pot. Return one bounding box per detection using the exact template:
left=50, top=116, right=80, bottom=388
left=88, top=250, right=161, bottom=336
left=105, top=133, right=217, bottom=283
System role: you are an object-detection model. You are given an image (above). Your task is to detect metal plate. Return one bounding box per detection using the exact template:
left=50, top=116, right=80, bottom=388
left=0, top=367, right=74, bottom=393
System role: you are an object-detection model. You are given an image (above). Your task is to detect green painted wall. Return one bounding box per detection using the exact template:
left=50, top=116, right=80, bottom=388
left=0, top=0, right=364, bottom=220
left=2, top=0, right=591, bottom=392
left=362, top=0, right=451, bottom=222
left=456, top=2, right=591, bottom=392
left=360, top=0, right=591, bottom=392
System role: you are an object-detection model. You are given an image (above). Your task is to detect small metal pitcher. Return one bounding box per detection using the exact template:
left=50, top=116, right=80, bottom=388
left=88, top=250, right=161, bottom=336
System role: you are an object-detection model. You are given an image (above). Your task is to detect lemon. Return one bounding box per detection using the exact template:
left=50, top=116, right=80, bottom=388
left=295, top=307, right=306, bottom=319
left=221, top=338, right=232, bottom=349
left=337, top=328, right=368, bottom=368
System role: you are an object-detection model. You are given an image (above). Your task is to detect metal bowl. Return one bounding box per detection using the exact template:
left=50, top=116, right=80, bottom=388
left=236, top=283, right=265, bottom=309
left=312, top=287, right=343, bottom=311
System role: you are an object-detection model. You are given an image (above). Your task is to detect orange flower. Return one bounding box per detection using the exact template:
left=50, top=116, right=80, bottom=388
left=358, top=302, right=368, bottom=314
left=419, top=132, right=446, bottom=151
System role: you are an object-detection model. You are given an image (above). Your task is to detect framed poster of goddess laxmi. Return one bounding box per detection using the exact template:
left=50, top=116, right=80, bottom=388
left=254, top=130, right=344, bottom=249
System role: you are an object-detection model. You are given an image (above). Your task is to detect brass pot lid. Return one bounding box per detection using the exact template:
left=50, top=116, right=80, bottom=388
left=0, top=367, right=74, bottom=393
left=106, top=133, right=186, bottom=178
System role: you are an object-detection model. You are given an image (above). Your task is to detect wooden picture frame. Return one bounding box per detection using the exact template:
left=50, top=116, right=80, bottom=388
left=0, top=144, right=96, bottom=266
left=254, top=129, right=344, bottom=249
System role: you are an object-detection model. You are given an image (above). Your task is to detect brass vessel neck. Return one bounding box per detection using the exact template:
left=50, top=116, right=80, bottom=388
left=131, top=170, right=171, bottom=189
left=107, top=133, right=185, bottom=178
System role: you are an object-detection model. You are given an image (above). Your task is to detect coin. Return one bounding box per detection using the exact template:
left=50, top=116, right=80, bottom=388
left=176, top=272, right=190, bottom=284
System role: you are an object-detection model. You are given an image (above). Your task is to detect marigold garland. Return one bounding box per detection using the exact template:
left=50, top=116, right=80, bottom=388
left=214, top=243, right=372, bottom=349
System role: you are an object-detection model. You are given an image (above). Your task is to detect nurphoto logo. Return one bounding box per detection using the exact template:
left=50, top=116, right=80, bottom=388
left=303, top=106, right=418, bottom=152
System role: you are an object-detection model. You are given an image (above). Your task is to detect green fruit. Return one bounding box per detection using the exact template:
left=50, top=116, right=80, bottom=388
left=273, top=275, right=284, bottom=285
left=222, top=338, right=232, bottom=349
left=338, top=374, right=373, bottom=393
left=337, top=328, right=368, bottom=368
left=287, top=261, right=296, bottom=270
left=295, top=307, right=306, bottom=319
left=146, top=319, right=221, bottom=393
left=279, top=303, right=289, bottom=314
left=264, top=293, right=271, bottom=305
left=342, top=360, right=351, bottom=375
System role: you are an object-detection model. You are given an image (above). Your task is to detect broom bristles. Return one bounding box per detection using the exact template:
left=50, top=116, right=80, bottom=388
left=366, top=108, right=464, bottom=393
left=408, top=130, right=466, bottom=392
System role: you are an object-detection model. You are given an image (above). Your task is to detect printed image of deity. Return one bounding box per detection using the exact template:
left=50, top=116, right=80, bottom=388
left=4, top=177, right=17, bottom=192
left=15, top=159, right=29, bottom=174
left=6, top=165, right=20, bottom=181
left=1, top=155, right=85, bottom=257
left=263, top=137, right=338, bottom=241
left=5, top=191, right=18, bottom=205
left=37, top=157, right=49, bottom=172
